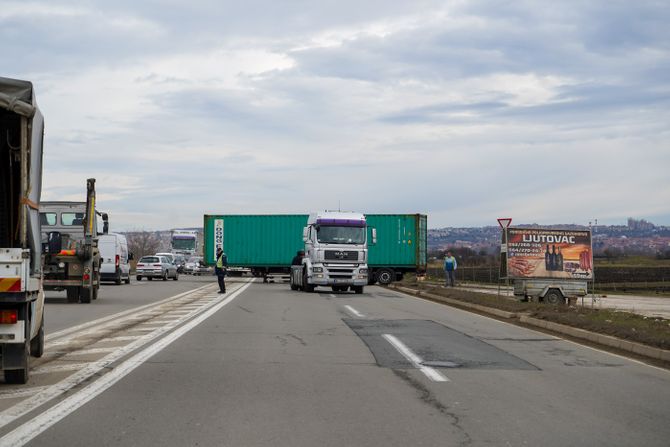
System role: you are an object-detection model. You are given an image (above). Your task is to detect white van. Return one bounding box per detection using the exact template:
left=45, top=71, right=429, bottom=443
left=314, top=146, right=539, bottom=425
left=99, top=233, right=131, bottom=284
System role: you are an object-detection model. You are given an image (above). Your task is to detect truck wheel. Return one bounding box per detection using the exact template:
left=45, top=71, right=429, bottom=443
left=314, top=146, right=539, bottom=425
left=353, top=286, right=364, bottom=294
left=80, top=287, right=92, bottom=303
left=66, top=287, right=80, bottom=303
left=544, top=290, right=564, bottom=305
left=30, top=317, right=45, bottom=358
left=4, top=343, right=30, bottom=384
left=376, top=268, right=394, bottom=285
left=302, top=271, right=314, bottom=293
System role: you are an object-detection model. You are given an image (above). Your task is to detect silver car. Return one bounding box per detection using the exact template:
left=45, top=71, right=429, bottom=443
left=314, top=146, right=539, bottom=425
left=136, top=255, right=179, bottom=281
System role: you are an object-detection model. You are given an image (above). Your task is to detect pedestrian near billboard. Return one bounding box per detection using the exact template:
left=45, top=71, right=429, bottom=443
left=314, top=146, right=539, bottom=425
left=444, top=251, right=457, bottom=287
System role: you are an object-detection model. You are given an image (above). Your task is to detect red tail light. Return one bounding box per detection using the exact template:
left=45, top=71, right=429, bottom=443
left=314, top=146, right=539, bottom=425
left=153, top=264, right=162, bottom=267
left=116, top=254, right=120, bottom=267
left=0, top=310, right=18, bottom=324
left=137, top=263, right=144, bottom=267
left=83, top=273, right=90, bottom=281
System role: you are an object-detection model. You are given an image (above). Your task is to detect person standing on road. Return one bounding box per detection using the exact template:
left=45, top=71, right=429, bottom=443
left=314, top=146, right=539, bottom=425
left=215, top=248, right=228, bottom=294
left=291, top=250, right=305, bottom=266
left=444, top=250, right=457, bottom=287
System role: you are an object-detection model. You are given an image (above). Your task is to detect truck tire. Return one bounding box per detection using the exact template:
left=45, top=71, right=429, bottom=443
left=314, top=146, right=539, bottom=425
left=353, top=286, right=364, bottom=294
left=30, top=317, right=45, bottom=358
left=376, top=268, right=394, bottom=285
left=66, top=287, right=80, bottom=303
left=80, top=287, right=92, bottom=303
left=4, top=343, right=30, bottom=384
left=544, top=290, right=564, bottom=305
left=302, top=270, right=314, bottom=293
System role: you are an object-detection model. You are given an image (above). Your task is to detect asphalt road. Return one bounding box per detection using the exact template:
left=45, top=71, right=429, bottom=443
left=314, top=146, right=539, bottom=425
left=4, top=280, right=669, bottom=446
left=44, top=275, right=216, bottom=334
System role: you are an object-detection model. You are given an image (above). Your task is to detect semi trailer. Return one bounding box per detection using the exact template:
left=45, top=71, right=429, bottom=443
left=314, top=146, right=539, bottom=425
left=0, top=77, right=46, bottom=383
left=202, top=213, right=427, bottom=285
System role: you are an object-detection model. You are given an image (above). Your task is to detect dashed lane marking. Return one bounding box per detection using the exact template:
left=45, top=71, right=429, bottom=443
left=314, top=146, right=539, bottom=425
left=382, top=334, right=449, bottom=382
left=344, top=305, right=365, bottom=318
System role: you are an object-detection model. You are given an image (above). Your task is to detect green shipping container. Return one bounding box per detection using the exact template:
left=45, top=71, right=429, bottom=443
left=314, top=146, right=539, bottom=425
left=204, top=215, right=307, bottom=268
left=203, top=213, right=427, bottom=282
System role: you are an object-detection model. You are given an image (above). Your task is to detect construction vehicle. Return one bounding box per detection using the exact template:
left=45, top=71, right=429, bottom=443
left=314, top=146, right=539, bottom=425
left=40, top=179, right=108, bottom=303
left=0, top=77, right=46, bottom=383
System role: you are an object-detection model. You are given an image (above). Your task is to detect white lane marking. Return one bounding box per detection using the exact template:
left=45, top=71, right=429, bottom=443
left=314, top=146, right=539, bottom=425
left=0, top=387, right=50, bottom=400
left=45, top=283, right=215, bottom=341
left=0, top=281, right=246, bottom=430
left=64, top=347, right=118, bottom=356
left=32, top=363, right=103, bottom=375
left=0, top=280, right=254, bottom=447
left=105, top=335, right=144, bottom=342
left=382, top=334, right=449, bottom=382
left=344, top=305, right=365, bottom=318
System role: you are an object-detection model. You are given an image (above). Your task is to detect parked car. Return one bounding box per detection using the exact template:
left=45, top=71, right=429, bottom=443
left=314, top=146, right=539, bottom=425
left=136, top=255, right=179, bottom=281
left=99, top=233, right=132, bottom=285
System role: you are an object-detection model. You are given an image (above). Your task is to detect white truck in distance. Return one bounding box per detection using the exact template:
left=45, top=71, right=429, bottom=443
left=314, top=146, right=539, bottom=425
left=171, top=230, right=198, bottom=256
left=291, top=211, right=370, bottom=294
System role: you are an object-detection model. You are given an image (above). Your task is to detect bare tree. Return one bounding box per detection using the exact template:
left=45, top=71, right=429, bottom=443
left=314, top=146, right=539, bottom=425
left=125, top=230, right=162, bottom=259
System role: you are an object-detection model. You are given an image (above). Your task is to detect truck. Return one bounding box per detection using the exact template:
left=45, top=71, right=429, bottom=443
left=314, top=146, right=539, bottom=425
left=171, top=229, right=198, bottom=256
left=40, top=179, right=108, bottom=303
left=502, top=227, right=593, bottom=305
left=202, top=213, right=427, bottom=286
left=290, top=211, right=370, bottom=293
left=0, top=77, right=46, bottom=383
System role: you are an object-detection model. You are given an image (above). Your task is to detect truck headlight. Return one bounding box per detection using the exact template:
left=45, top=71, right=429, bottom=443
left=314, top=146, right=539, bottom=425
left=312, top=267, right=323, bottom=273
left=359, top=268, right=368, bottom=274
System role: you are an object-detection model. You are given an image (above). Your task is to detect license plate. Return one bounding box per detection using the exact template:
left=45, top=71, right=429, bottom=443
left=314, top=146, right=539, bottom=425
left=333, top=279, right=348, bottom=283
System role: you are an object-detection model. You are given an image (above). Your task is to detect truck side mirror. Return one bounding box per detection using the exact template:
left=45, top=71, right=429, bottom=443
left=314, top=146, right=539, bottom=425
left=370, top=228, right=377, bottom=245
left=102, top=213, right=109, bottom=234
left=302, top=227, right=308, bottom=242
left=47, top=231, right=62, bottom=254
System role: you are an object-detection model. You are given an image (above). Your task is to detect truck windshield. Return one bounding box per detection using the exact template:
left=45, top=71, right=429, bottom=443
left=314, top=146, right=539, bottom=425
left=316, top=226, right=365, bottom=245
left=172, top=239, right=196, bottom=250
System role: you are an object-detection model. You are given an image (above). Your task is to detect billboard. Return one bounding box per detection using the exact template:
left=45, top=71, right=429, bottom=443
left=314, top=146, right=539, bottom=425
left=505, top=228, right=593, bottom=280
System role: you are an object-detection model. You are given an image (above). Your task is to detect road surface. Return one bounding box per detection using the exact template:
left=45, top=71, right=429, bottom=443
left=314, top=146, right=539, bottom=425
left=0, top=278, right=667, bottom=446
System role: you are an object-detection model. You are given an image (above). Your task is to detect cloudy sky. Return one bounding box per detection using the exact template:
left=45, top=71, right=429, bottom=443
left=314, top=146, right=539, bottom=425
left=3, top=0, right=669, bottom=230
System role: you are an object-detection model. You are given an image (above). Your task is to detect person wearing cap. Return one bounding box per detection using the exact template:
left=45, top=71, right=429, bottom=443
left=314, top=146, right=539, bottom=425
left=215, top=248, right=228, bottom=293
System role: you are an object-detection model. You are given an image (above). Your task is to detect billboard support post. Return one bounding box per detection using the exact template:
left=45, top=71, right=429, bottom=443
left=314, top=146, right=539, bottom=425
left=497, top=218, right=512, bottom=299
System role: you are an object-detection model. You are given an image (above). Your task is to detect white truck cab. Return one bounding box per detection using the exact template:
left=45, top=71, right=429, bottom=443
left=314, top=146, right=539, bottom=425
left=291, top=211, right=370, bottom=294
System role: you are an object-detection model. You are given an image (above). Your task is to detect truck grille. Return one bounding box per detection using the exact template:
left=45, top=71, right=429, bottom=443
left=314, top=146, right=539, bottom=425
left=327, top=267, right=355, bottom=278
left=324, top=250, right=358, bottom=261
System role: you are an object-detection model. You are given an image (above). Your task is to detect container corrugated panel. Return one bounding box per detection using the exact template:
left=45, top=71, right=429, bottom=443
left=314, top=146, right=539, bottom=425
left=366, top=214, right=427, bottom=269
left=204, top=215, right=308, bottom=266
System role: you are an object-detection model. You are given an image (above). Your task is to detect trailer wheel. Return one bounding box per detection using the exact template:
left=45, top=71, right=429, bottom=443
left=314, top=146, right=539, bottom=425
left=67, top=287, right=80, bottom=303
left=4, top=343, right=30, bottom=384
left=544, top=289, right=564, bottom=305
left=30, top=317, right=45, bottom=358
left=80, top=287, right=92, bottom=303
left=376, top=268, right=394, bottom=285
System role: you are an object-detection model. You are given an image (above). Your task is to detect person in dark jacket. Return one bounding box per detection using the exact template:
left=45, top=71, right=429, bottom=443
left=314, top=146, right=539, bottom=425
left=215, top=248, right=227, bottom=293
left=291, top=250, right=305, bottom=266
